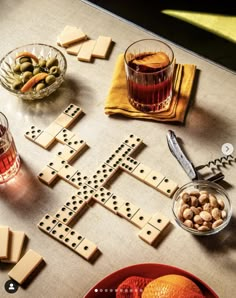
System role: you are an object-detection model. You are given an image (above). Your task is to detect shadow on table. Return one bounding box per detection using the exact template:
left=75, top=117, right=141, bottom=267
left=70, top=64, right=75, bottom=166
left=193, top=214, right=236, bottom=272
left=84, top=0, right=236, bottom=72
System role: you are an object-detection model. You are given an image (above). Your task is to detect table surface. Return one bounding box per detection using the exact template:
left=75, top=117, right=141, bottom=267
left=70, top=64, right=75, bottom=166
left=0, top=1, right=235, bottom=297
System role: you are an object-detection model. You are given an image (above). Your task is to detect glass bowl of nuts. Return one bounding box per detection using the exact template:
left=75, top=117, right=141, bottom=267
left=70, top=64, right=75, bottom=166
left=172, top=180, right=232, bottom=236
left=0, top=43, right=67, bottom=100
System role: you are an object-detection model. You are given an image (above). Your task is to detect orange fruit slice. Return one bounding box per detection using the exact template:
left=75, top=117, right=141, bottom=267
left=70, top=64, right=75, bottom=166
left=132, top=52, right=170, bottom=69
left=142, top=274, right=205, bottom=298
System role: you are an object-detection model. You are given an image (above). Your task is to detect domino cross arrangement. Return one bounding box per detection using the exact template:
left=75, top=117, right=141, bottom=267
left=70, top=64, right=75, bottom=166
left=24, top=104, right=178, bottom=261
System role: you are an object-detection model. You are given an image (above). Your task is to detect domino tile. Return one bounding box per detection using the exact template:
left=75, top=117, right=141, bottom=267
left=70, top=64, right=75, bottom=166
left=144, top=170, right=165, bottom=188
left=75, top=238, right=97, bottom=260
left=44, top=122, right=64, bottom=137
left=38, top=166, right=58, bottom=185
left=53, top=206, right=77, bottom=225
left=156, top=177, right=179, bottom=198
left=117, top=201, right=140, bottom=221
left=148, top=212, right=170, bottom=231
left=104, top=195, right=125, bottom=214
left=37, top=214, right=59, bottom=233
left=138, top=223, right=161, bottom=245
left=131, top=163, right=152, bottom=181
left=92, top=186, right=113, bottom=205
left=130, top=209, right=152, bottom=229
left=55, top=128, right=75, bottom=144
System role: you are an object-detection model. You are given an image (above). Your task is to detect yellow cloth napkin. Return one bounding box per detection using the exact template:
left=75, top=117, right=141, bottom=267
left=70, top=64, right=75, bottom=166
left=105, top=54, right=196, bottom=123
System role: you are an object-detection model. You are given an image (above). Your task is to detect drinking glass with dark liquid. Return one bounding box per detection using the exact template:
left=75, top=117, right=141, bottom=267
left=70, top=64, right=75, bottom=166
left=124, top=39, right=174, bottom=113
left=0, top=113, right=20, bottom=183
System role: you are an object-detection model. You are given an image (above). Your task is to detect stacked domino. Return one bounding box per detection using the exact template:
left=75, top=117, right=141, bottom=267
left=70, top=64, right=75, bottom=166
left=57, top=25, right=112, bottom=62
left=0, top=226, right=43, bottom=285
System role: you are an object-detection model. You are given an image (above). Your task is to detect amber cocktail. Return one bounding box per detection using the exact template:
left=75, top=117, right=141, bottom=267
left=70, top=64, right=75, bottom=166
left=0, top=113, right=20, bottom=183
left=124, top=39, right=174, bottom=113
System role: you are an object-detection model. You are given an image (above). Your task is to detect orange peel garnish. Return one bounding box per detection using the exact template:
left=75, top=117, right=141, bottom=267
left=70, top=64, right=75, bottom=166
left=15, top=51, right=39, bottom=63
left=21, top=72, right=48, bottom=92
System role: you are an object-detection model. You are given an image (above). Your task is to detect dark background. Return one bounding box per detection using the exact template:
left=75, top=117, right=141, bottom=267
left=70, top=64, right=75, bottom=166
left=84, top=0, right=236, bottom=72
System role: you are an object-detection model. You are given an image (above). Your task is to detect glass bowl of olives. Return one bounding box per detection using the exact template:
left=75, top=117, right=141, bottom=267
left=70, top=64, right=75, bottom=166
left=0, top=43, right=67, bottom=100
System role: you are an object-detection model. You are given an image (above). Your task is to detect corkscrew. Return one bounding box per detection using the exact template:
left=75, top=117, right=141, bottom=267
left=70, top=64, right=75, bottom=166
left=166, top=130, right=227, bottom=183
left=196, top=155, right=235, bottom=172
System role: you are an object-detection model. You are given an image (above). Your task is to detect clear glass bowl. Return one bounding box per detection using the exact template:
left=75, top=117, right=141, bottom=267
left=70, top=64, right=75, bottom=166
left=172, top=180, right=232, bottom=236
left=0, top=43, right=67, bottom=100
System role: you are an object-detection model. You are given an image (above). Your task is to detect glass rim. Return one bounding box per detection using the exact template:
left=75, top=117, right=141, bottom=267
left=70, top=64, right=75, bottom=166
left=0, top=112, right=9, bottom=132
left=124, top=38, right=175, bottom=74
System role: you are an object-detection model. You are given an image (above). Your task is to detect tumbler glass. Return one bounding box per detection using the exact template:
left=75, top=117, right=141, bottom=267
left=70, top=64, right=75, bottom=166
left=0, top=113, right=20, bottom=183
left=124, top=39, right=174, bottom=113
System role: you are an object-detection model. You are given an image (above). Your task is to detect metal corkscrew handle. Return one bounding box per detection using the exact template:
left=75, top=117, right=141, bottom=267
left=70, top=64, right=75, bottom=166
left=166, top=130, right=198, bottom=181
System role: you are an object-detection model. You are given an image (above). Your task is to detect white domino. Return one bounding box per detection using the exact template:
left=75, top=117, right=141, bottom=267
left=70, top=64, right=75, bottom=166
left=38, top=166, right=58, bottom=185
left=114, top=143, right=133, bottom=158
left=104, top=195, right=125, bottom=214
left=34, top=131, right=55, bottom=149
left=64, top=195, right=87, bottom=214
left=75, top=184, right=95, bottom=203
left=37, top=214, right=59, bottom=233
left=44, top=122, right=63, bottom=137
left=131, top=163, right=152, bottom=181
left=93, top=187, right=113, bottom=204
left=54, top=104, right=82, bottom=128
left=57, top=145, right=78, bottom=162
left=50, top=222, right=71, bottom=241
left=130, top=209, right=152, bottom=229
left=119, top=156, right=140, bottom=173
left=66, top=136, right=86, bottom=152
left=123, top=134, right=142, bottom=151
left=24, top=126, right=43, bottom=143
left=105, top=154, right=123, bottom=169
left=55, top=128, right=75, bottom=144
left=156, top=178, right=178, bottom=197
left=117, top=201, right=140, bottom=221
left=47, top=156, right=67, bottom=172
left=148, top=212, right=170, bottom=231
left=138, top=223, right=161, bottom=245
left=53, top=206, right=77, bottom=225
left=75, top=238, right=97, bottom=260
left=57, top=163, right=77, bottom=181
left=69, top=171, right=88, bottom=188
left=63, top=229, right=85, bottom=250
left=144, top=170, right=165, bottom=188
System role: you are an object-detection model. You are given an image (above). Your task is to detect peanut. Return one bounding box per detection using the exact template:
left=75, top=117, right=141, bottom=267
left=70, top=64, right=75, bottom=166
left=212, top=219, right=223, bottom=229
left=199, top=193, right=209, bottom=205
left=183, top=208, right=193, bottom=220
left=209, top=194, right=218, bottom=208
left=177, top=188, right=227, bottom=233
left=211, top=208, right=221, bottom=220
left=200, top=211, right=212, bottom=222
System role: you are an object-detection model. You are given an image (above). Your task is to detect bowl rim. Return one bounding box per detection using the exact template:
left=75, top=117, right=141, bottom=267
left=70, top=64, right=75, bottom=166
left=172, top=180, right=232, bottom=236
left=0, top=43, right=67, bottom=98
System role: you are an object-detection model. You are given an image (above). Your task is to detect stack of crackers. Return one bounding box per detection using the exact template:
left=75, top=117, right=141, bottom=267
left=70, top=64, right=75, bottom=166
left=57, top=25, right=112, bottom=62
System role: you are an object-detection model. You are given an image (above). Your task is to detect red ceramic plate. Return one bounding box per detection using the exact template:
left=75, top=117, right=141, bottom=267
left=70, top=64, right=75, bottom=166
left=84, top=263, right=218, bottom=298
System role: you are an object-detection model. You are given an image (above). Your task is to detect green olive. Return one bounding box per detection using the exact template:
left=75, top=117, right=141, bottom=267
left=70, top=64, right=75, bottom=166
left=22, top=71, right=33, bottom=83
left=20, top=62, right=33, bottom=72
left=35, top=82, right=46, bottom=92
left=46, top=57, right=58, bottom=69
left=33, top=67, right=41, bottom=75
left=19, top=57, right=32, bottom=64
left=12, top=79, right=23, bottom=90
left=38, top=59, right=46, bottom=68
left=13, top=64, right=21, bottom=73
left=49, top=66, right=61, bottom=76
left=45, top=74, right=56, bottom=85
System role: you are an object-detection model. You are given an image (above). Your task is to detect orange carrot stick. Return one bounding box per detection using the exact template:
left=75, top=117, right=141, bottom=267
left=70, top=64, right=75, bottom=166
left=21, top=73, right=48, bottom=92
